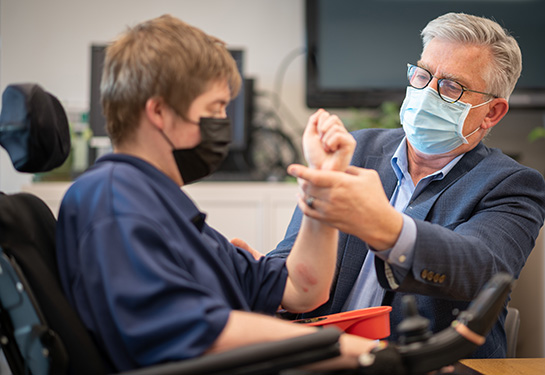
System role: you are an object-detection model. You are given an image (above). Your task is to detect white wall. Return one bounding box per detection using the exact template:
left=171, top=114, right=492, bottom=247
left=0, top=0, right=312, bottom=192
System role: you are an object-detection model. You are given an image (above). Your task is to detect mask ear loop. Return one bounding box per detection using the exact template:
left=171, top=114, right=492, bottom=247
left=159, top=117, right=204, bottom=151
left=471, top=98, right=494, bottom=109
left=158, top=102, right=202, bottom=148
left=461, top=125, right=481, bottom=142
left=157, top=111, right=202, bottom=150
left=460, top=98, right=494, bottom=142
left=159, top=128, right=176, bottom=149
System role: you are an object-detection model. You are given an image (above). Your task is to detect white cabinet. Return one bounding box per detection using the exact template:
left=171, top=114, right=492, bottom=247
left=184, top=182, right=299, bottom=253
left=22, top=182, right=71, bottom=216
left=22, top=181, right=299, bottom=254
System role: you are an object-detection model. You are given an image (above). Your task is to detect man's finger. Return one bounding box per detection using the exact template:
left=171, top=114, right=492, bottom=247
left=287, top=164, right=339, bottom=187
left=345, top=165, right=363, bottom=175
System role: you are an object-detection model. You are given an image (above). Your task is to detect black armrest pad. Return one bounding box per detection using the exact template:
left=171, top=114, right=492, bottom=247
left=120, top=328, right=342, bottom=375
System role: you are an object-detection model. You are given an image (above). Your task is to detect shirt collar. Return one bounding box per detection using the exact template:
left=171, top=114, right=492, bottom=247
left=96, top=153, right=207, bottom=231
left=391, top=137, right=464, bottom=183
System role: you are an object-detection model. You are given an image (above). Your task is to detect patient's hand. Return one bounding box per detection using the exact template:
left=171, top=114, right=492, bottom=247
left=303, top=109, right=355, bottom=171
left=230, top=238, right=263, bottom=260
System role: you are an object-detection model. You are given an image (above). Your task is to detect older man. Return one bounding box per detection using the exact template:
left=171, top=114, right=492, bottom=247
left=269, top=12, right=545, bottom=358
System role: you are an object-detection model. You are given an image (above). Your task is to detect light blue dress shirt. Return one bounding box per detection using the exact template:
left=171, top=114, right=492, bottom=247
left=342, top=138, right=463, bottom=311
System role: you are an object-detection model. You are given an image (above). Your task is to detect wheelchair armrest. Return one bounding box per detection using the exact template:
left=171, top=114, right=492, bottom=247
left=119, top=327, right=341, bottom=375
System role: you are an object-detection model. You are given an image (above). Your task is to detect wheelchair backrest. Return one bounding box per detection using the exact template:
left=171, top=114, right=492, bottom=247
left=0, top=246, right=67, bottom=375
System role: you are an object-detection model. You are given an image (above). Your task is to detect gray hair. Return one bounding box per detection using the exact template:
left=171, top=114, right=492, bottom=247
left=421, top=12, right=521, bottom=100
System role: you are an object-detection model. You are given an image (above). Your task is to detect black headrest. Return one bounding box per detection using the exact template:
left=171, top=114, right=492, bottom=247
left=0, top=83, right=71, bottom=173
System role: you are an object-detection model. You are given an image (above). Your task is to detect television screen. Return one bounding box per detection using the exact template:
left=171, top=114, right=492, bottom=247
left=306, top=0, right=545, bottom=109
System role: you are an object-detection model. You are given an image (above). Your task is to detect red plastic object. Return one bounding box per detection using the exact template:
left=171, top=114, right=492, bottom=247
left=294, top=306, right=392, bottom=339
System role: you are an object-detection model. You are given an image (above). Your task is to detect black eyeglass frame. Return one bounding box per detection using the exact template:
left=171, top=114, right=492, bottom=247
left=407, top=63, right=498, bottom=104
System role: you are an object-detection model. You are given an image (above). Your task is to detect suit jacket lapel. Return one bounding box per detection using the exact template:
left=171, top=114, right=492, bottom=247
left=404, top=143, right=488, bottom=220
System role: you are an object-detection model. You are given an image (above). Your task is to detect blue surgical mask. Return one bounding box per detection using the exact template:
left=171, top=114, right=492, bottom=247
left=399, top=86, right=491, bottom=155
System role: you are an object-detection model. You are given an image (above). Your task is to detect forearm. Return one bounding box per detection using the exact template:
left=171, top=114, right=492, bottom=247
left=206, top=310, right=317, bottom=354
left=282, top=216, right=338, bottom=313
left=277, top=109, right=354, bottom=312
left=207, top=310, right=376, bottom=370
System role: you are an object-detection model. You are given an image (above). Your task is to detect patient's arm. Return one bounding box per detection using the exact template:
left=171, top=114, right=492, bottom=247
left=280, top=109, right=356, bottom=313
left=207, top=310, right=377, bottom=371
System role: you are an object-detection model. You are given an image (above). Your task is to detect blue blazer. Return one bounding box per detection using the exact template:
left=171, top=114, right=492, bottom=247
left=270, top=128, right=545, bottom=358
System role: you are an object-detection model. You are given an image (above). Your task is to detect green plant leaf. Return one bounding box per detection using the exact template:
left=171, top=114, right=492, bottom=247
left=528, top=126, right=545, bottom=142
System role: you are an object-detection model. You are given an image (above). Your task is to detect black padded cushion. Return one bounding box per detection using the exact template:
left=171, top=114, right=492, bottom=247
left=0, top=83, right=70, bottom=173
left=0, top=192, right=111, bottom=374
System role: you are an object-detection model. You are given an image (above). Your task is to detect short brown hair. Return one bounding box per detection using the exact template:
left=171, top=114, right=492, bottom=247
left=101, top=14, right=241, bottom=145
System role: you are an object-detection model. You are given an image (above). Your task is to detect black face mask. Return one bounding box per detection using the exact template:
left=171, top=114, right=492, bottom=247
left=162, top=117, right=231, bottom=184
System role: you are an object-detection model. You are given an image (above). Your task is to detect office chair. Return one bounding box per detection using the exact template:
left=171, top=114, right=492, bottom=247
left=0, top=83, right=516, bottom=375
left=505, top=306, right=520, bottom=358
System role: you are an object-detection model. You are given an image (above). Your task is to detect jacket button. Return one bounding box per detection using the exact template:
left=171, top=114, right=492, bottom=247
left=421, top=269, right=428, bottom=279
left=426, top=271, right=435, bottom=281
left=433, top=273, right=440, bottom=283
left=439, top=274, right=446, bottom=283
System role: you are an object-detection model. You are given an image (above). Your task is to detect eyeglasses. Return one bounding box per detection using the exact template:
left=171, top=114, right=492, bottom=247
left=407, top=63, right=498, bottom=104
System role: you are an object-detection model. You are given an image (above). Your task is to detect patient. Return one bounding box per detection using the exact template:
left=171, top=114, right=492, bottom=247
left=55, top=14, right=376, bottom=372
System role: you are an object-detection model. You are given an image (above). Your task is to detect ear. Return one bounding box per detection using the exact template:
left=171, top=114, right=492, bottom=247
left=481, top=98, right=509, bottom=130
left=144, top=97, right=169, bottom=131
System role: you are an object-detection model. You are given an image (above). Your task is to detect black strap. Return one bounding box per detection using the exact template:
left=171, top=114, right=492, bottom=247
left=381, top=291, right=395, bottom=307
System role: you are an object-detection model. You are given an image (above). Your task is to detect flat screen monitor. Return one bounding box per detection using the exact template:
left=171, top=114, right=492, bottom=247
left=89, top=45, right=107, bottom=138
left=306, top=0, right=545, bottom=109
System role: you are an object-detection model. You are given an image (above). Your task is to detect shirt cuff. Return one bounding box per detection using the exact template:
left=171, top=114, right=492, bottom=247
left=372, top=213, right=416, bottom=271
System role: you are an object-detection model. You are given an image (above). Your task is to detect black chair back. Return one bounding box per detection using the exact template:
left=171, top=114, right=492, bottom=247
left=0, top=192, right=111, bottom=375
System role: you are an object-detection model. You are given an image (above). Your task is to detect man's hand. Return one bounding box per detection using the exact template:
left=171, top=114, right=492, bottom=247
left=303, top=109, right=355, bottom=171
left=230, top=237, right=263, bottom=260
left=288, top=164, right=403, bottom=251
